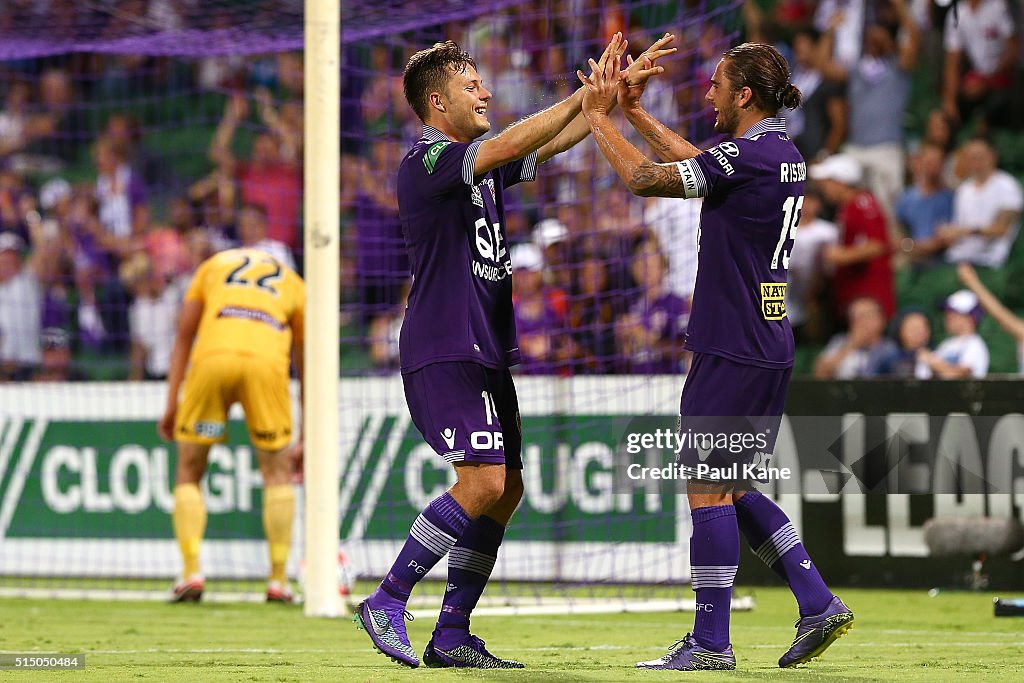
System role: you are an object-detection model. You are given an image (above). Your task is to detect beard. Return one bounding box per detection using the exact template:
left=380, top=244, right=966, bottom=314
left=713, top=102, right=740, bottom=135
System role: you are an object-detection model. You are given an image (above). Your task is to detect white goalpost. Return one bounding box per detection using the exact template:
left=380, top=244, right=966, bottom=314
left=302, top=0, right=342, bottom=618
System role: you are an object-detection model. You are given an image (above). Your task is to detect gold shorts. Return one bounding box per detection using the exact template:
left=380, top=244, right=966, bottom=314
left=174, top=353, right=293, bottom=451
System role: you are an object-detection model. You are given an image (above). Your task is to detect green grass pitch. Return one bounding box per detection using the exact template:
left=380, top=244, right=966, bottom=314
left=1, top=586, right=1022, bottom=681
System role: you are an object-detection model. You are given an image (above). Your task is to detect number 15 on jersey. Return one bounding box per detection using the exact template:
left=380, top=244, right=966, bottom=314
left=771, top=195, right=804, bottom=270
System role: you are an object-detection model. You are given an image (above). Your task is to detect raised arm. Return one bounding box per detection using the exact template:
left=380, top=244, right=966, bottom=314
left=477, top=33, right=628, bottom=173
left=958, top=262, right=1024, bottom=342
left=892, top=0, right=920, bottom=72
left=539, top=33, right=678, bottom=164
left=209, top=93, right=247, bottom=170
left=818, top=13, right=849, bottom=82
left=615, top=34, right=700, bottom=162
left=579, top=38, right=696, bottom=197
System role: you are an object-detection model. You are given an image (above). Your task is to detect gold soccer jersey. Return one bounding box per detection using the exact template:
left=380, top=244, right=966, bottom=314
left=175, top=248, right=303, bottom=450
left=185, top=248, right=304, bottom=370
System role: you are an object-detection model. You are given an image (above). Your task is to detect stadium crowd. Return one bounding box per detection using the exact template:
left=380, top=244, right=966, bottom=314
left=0, top=0, right=1022, bottom=381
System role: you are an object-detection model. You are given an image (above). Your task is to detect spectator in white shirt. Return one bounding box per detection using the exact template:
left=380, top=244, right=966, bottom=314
left=937, top=137, right=1022, bottom=268
left=643, top=196, right=701, bottom=300
left=919, top=289, right=989, bottom=378
left=120, top=251, right=178, bottom=381
left=942, top=0, right=1018, bottom=130
left=0, top=231, right=42, bottom=380
left=786, top=190, right=839, bottom=343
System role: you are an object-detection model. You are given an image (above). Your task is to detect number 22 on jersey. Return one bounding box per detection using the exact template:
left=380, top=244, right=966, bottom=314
left=224, top=254, right=283, bottom=295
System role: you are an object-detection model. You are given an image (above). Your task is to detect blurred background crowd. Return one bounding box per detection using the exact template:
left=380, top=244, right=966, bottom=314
left=0, top=0, right=1023, bottom=382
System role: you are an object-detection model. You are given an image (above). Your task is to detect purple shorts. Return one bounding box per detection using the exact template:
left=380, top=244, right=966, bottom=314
left=403, top=361, right=523, bottom=468
left=677, top=352, right=792, bottom=482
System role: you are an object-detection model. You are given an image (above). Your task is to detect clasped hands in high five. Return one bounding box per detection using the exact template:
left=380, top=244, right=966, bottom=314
left=577, top=32, right=677, bottom=117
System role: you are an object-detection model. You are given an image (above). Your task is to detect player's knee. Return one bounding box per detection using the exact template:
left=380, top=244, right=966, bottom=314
left=476, top=475, right=506, bottom=507
left=175, top=454, right=206, bottom=484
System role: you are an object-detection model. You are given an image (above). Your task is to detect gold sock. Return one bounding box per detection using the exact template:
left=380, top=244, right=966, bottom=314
left=263, top=485, right=295, bottom=584
left=172, top=483, right=206, bottom=578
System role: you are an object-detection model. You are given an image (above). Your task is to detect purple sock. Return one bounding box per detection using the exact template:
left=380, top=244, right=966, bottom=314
left=434, top=515, right=505, bottom=648
left=371, top=492, right=470, bottom=607
left=690, top=505, right=739, bottom=652
left=735, top=490, right=833, bottom=617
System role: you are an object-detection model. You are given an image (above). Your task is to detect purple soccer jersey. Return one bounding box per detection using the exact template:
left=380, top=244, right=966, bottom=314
left=674, top=118, right=805, bottom=369
left=396, top=125, right=537, bottom=373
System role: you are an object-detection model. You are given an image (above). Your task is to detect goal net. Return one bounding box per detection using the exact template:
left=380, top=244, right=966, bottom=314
left=0, top=0, right=745, bottom=609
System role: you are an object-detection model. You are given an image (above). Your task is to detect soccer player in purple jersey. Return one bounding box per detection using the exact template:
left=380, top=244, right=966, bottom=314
left=580, top=39, right=854, bottom=670
left=354, top=35, right=675, bottom=669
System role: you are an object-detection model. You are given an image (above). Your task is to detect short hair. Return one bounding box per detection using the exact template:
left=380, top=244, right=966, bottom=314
left=403, top=41, right=476, bottom=122
left=722, top=42, right=801, bottom=114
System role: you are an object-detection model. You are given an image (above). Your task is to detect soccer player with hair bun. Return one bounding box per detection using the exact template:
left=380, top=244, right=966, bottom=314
left=353, top=34, right=674, bottom=670
left=580, top=38, right=854, bottom=670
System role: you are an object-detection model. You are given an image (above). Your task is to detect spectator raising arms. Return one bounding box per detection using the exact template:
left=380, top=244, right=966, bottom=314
left=942, top=0, right=1019, bottom=130
left=209, top=93, right=301, bottom=250
left=957, top=262, right=1024, bottom=374
left=819, top=0, right=919, bottom=217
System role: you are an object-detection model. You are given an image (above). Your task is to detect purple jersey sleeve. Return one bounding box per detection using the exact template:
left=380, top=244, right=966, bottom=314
left=497, top=151, right=539, bottom=188
left=674, top=141, right=744, bottom=199
left=418, top=139, right=483, bottom=193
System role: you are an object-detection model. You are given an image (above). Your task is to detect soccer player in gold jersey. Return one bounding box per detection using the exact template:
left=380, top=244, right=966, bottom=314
left=158, top=247, right=305, bottom=603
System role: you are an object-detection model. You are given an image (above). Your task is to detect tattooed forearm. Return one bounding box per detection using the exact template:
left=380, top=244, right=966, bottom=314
left=641, top=128, right=672, bottom=154
left=623, top=107, right=702, bottom=162
left=629, top=160, right=688, bottom=197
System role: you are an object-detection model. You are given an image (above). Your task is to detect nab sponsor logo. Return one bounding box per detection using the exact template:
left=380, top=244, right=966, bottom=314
left=441, top=427, right=457, bottom=450
left=471, top=430, right=504, bottom=451
left=760, top=282, right=787, bottom=320
left=707, top=145, right=736, bottom=175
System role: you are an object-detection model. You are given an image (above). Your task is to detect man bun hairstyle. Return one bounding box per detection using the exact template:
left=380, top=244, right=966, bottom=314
left=403, top=40, right=476, bottom=123
left=722, top=42, right=801, bottom=114
left=780, top=82, right=802, bottom=110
